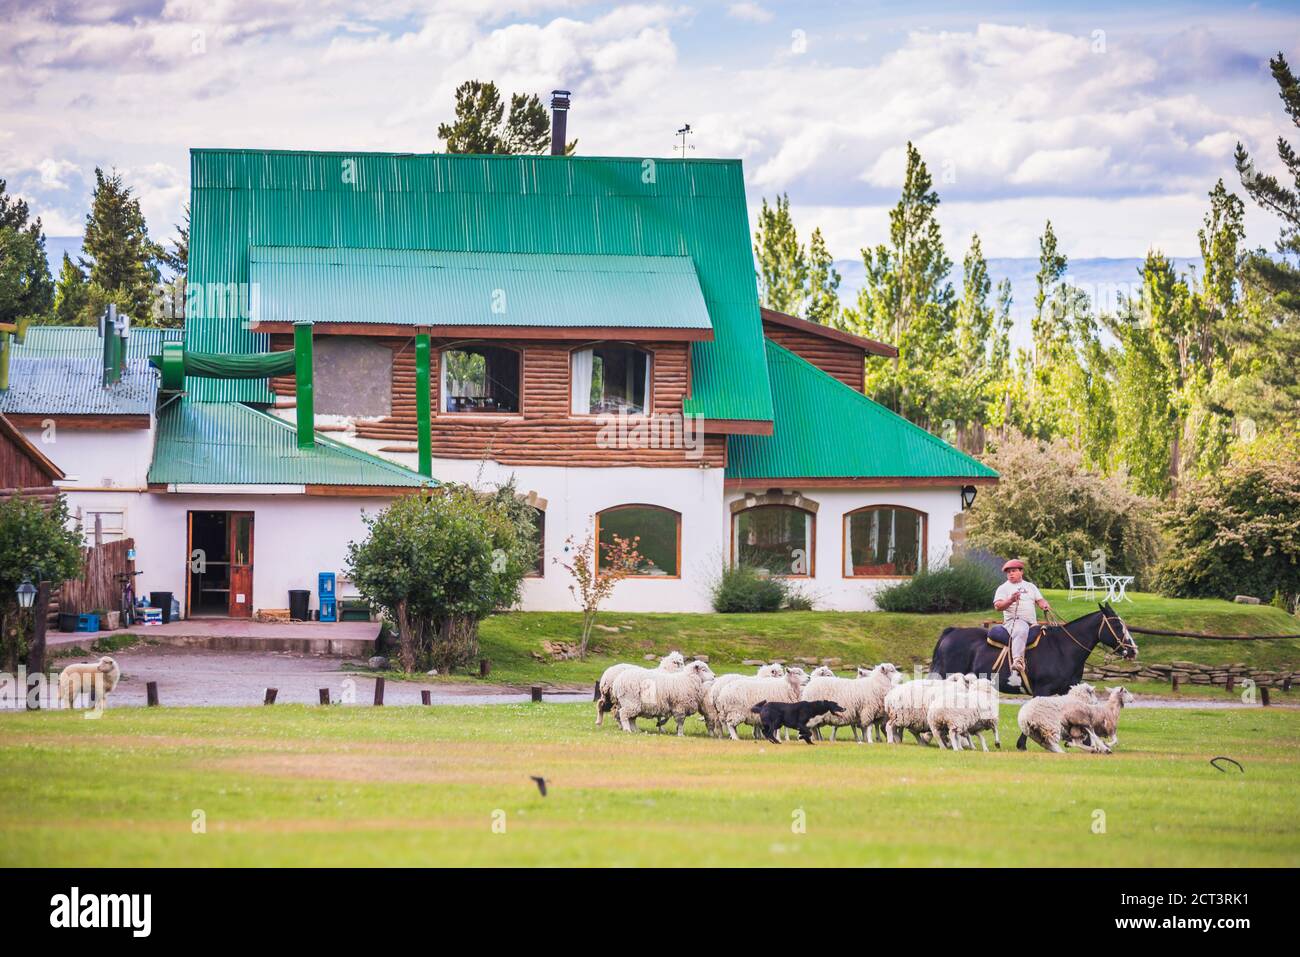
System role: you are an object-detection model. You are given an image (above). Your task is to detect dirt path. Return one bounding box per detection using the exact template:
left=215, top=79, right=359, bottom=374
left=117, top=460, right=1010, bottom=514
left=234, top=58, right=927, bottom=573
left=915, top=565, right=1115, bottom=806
left=4, top=646, right=588, bottom=709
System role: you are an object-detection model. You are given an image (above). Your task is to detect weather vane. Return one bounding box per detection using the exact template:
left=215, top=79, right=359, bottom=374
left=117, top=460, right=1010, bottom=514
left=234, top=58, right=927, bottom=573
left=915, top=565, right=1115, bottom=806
left=675, top=123, right=695, bottom=157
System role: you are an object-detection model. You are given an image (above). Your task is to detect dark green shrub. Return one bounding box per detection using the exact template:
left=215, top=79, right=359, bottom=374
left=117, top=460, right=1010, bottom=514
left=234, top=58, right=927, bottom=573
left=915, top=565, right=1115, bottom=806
left=874, top=557, right=1003, bottom=613
left=710, top=564, right=787, bottom=613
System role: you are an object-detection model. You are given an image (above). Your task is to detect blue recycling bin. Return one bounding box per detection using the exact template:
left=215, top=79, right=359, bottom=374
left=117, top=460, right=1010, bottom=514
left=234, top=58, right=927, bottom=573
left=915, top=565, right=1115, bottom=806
left=318, top=572, right=337, bottom=623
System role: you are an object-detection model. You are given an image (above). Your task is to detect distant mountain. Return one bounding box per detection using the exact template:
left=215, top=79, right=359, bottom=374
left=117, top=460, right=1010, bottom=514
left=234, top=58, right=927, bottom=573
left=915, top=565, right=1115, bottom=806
left=835, top=256, right=1203, bottom=348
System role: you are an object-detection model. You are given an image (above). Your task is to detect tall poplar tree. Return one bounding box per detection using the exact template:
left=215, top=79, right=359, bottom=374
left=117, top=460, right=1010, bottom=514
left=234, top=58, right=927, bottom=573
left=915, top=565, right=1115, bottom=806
left=753, top=193, right=808, bottom=315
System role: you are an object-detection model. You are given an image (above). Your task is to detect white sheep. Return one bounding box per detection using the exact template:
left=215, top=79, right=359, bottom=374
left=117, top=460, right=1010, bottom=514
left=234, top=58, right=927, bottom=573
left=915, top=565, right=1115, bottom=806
left=803, top=663, right=900, bottom=743
left=1016, top=683, right=1101, bottom=753
left=1064, top=686, right=1136, bottom=753
left=614, top=660, right=715, bottom=735
left=701, top=663, right=784, bottom=736
left=713, top=667, right=809, bottom=741
left=57, top=656, right=121, bottom=709
left=595, top=651, right=685, bottom=727
left=927, top=676, right=1001, bottom=751
left=883, top=673, right=968, bottom=745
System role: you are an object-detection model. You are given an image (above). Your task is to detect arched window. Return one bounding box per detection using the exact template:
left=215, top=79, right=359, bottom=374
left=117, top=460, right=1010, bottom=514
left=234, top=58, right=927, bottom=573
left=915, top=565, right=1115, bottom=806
left=843, top=505, right=926, bottom=578
left=595, top=505, right=680, bottom=578
left=441, top=344, right=521, bottom=413
left=572, top=345, right=651, bottom=415
left=732, top=505, right=814, bottom=577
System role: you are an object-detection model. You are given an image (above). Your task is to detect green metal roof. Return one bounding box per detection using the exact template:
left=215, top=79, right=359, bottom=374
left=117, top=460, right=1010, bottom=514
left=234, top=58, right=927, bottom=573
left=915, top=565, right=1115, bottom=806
left=726, top=340, right=1000, bottom=482
left=0, top=326, right=180, bottom=416
left=249, top=247, right=712, bottom=330
left=188, top=150, right=772, bottom=422
left=149, top=398, right=432, bottom=487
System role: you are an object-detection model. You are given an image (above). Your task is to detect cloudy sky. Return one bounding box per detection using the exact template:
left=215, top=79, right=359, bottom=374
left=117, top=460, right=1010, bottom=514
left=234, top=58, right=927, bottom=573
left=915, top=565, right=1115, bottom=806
left=2, top=0, right=1297, bottom=263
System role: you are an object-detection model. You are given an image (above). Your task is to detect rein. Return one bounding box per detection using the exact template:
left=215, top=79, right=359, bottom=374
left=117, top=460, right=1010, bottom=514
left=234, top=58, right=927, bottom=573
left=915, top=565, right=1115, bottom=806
left=1044, top=607, right=1133, bottom=664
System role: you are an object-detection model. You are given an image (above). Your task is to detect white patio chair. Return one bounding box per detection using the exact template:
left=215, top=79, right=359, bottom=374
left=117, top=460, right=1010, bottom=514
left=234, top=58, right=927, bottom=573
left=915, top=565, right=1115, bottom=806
left=1065, top=560, right=1089, bottom=600
left=1081, top=561, right=1100, bottom=601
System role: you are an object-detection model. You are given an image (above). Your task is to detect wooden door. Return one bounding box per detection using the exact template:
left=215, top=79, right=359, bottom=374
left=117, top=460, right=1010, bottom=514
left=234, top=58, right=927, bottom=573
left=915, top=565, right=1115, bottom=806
left=228, top=512, right=254, bottom=618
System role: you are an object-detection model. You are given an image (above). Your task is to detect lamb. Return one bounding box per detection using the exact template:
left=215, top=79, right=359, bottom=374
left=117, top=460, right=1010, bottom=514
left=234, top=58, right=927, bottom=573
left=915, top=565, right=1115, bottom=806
left=1064, top=686, right=1136, bottom=753
left=57, top=656, right=121, bottom=710
left=1016, top=683, right=1101, bottom=752
left=927, top=676, right=1001, bottom=751
left=713, top=667, right=810, bottom=741
left=614, top=659, right=715, bottom=735
left=883, top=673, right=968, bottom=745
left=803, top=663, right=900, bottom=743
left=595, top=651, right=685, bottom=727
left=701, top=663, right=784, bottom=737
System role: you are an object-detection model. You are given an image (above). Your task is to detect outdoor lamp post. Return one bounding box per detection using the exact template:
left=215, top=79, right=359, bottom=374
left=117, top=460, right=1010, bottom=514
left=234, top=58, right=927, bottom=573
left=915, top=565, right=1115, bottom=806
left=16, top=578, right=37, bottom=610
left=961, top=485, right=977, bottom=511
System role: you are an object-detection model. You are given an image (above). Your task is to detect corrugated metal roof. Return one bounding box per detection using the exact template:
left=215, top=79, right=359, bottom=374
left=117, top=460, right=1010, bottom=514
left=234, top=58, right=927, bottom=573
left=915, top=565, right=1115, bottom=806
left=0, top=326, right=180, bottom=416
left=188, top=150, right=772, bottom=422
left=148, top=398, right=432, bottom=487
left=726, top=340, right=999, bottom=481
left=248, top=247, right=712, bottom=329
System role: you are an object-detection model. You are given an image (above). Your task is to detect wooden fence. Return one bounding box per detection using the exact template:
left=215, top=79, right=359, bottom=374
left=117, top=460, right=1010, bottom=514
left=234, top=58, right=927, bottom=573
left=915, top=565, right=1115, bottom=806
left=50, top=537, right=136, bottom=621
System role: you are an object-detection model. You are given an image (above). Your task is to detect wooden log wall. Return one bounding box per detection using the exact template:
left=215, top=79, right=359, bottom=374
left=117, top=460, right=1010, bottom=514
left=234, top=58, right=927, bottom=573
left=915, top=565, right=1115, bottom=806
left=270, top=334, right=727, bottom=468
left=761, top=321, right=866, bottom=392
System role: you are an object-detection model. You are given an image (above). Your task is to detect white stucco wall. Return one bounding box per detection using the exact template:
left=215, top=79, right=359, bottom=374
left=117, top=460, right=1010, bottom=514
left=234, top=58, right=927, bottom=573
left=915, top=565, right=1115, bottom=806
left=21, top=422, right=156, bottom=490
left=724, top=486, right=966, bottom=612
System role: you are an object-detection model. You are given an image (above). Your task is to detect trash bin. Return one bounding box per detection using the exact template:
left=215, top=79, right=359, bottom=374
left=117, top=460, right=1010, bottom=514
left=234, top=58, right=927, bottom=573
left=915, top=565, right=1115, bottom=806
left=149, top=591, right=174, bottom=624
left=288, top=589, right=311, bottom=621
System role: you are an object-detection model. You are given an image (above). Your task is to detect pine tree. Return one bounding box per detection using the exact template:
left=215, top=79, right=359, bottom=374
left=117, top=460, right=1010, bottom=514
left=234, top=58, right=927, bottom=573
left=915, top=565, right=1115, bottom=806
left=79, top=168, right=163, bottom=323
left=842, top=143, right=955, bottom=427
left=438, top=81, right=576, bottom=155
left=1233, top=52, right=1300, bottom=426
left=753, top=194, right=808, bottom=315
left=52, top=253, right=91, bottom=326
left=805, top=228, right=841, bottom=326
left=0, top=178, right=55, bottom=327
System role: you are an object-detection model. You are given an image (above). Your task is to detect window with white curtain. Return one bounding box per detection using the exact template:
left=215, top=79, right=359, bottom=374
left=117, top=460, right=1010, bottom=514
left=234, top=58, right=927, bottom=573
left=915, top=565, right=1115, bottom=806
left=843, top=506, right=925, bottom=577
left=571, top=345, right=650, bottom=415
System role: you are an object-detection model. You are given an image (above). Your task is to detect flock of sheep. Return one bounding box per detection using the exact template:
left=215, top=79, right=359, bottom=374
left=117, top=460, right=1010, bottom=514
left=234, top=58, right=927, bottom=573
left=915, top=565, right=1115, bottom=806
left=596, top=652, right=1134, bottom=753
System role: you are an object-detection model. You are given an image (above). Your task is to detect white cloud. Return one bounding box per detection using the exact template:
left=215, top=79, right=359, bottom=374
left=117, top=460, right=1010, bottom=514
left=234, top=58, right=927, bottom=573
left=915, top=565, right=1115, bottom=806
left=727, top=2, right=773, bottom=24
left=37, top=159, right=80, bottom=189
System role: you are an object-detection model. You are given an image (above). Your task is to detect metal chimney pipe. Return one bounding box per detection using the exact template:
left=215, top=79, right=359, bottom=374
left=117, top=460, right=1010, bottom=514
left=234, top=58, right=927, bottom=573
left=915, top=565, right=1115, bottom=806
left=550, top=90, right=571, bottom=156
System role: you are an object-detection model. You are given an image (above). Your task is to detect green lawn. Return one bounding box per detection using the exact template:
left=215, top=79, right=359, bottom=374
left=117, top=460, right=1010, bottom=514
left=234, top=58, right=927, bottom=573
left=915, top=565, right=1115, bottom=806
left=2, top=702, right=1296, bottom=867
left=403, top=590, right=1300, bottom=688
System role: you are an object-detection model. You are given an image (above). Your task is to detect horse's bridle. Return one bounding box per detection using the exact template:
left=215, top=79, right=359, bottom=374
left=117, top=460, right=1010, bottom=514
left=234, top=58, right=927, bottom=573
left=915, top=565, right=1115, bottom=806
left=1046, top=608, right=1138, bottom=662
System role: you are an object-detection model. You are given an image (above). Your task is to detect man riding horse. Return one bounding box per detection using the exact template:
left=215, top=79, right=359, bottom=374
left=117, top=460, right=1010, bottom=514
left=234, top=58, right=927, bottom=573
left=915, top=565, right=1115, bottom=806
left=993, top=559, right=1049, bottom=687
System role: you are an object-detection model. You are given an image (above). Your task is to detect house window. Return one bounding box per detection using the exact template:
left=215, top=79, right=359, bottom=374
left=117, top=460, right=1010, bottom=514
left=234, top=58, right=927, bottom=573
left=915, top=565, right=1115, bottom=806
left=595, top=505, right=680, bottom=577
left=441, top=345, right=521, bottom=413
left=82, top=509, right=125, bottom=546
left=844, top=506, right=925, bottom=577
left=572, top=345, right=650, bottom=415
left=526, top=507, right=545, bottom=578
left=733, top=505, right=813, bottom=577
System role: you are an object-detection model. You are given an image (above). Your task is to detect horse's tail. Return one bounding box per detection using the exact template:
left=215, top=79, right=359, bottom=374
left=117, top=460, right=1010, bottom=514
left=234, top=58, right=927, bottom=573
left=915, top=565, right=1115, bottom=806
left=929, top=631, right=953, bottom=674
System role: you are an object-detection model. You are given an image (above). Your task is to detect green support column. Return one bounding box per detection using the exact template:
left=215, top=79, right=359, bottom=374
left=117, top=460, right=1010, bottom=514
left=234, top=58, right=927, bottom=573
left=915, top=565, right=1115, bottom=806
left=294, top=321, right=315, bottom=449
left=415, top=333, right=432, bottom=477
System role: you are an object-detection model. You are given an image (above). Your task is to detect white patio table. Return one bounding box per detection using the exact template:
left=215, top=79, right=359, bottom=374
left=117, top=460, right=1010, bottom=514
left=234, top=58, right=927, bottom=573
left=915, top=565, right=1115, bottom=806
left=1101, top=574, right=1135, bottom=603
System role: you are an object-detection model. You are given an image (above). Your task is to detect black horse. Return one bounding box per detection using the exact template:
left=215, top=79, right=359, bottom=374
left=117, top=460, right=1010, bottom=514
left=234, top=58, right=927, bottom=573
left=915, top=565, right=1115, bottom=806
left=929, top=603, right=1138, bottom=696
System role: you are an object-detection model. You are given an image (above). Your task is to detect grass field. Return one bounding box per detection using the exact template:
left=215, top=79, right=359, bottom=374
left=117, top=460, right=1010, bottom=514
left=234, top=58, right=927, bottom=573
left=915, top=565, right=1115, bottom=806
left=396, top=590, right=1300, bottom=688
left=2, top=700, right=1297, bottom=867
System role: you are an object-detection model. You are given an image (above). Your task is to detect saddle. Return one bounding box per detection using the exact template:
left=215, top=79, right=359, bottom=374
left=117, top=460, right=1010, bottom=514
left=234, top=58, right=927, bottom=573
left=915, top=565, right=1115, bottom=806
left=986, top=623, right=1044, bottom=693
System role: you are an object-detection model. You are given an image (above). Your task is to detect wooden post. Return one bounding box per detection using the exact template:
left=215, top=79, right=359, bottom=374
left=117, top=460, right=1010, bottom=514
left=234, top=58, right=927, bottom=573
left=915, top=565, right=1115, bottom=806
left=373, top=676, right=385, bottom=706
left=26, top=581, right=50, bottom=712
left=146, top=681, right=159, bottom=707
left=1284, top=675, right=1293, bottom=692
left=1225, top=674, right=1235, bottom=693
left=1171, top=673, right=1181, bottom=693
left=593, top=679, right=600, bottom=701
left=530, top=685, right=542, bottom=703
left=319, top=688, right=330, bottom=705
left=421, top=690, right=432, bottom=705
left=1261, top=686, right=1271, bottom=707
left=264, top=688, right=278, bottom=705
left=479, top=659, right=491, bottom=678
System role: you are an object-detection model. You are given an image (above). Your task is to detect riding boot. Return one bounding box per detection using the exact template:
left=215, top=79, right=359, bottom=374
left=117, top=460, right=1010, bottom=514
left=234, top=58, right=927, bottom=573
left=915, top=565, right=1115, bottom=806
left=1009, top=656, right=1026, bottom=687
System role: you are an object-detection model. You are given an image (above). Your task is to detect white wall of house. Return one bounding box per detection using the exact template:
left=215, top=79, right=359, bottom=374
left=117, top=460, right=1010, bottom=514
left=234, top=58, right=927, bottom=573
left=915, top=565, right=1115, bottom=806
left=22, top=423, right=156, bottom=490
left=724, top=486, right=967, bottom=612
left=425, top=457, right=726, bottom=613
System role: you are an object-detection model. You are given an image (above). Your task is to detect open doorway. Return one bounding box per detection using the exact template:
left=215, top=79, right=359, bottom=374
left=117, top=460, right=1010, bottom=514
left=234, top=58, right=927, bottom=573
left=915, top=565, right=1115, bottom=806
left=187, top=511, right=254, bottom=618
